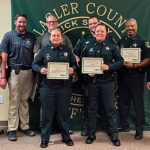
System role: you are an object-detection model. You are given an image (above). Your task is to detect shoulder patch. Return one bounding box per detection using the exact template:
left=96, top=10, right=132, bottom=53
left=145, top=41, right=150, bottom=48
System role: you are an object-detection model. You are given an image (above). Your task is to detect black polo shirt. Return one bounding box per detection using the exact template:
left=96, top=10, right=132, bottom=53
left=0, top=30, right=36, bottom=67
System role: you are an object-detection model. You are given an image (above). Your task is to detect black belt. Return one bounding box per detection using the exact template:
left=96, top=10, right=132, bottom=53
left=9, top=66, right=31, bottom=70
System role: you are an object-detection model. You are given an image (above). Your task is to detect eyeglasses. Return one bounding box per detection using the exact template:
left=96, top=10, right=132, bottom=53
left=46, top=21, right=57, bottom=24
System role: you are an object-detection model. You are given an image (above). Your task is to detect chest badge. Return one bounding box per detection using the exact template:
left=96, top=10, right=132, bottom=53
left=105, top=47, right=110, bottom=51
left=133, top=43, right=137, bottom=47
left=64, top=52, right=68, bottom=57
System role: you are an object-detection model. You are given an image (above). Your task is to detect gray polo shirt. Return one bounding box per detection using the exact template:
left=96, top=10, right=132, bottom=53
left=0, top=30, right=36, bottom=67
left=33, top=32, right=73, bottom=53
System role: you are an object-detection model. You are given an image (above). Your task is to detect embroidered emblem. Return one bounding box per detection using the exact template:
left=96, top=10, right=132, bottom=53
left=26, top=39, right=31, bottom=46
left=89, top=48, right=94, bottom=51
left=145, top=41, right=150, bottom=48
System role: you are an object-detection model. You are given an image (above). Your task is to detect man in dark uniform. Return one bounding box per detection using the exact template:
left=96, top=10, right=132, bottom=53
left=82, top=24, right=123, bottom=146
left=118, top=18, right=150, bottom=140
left=32, top=28, right=76, bottom=148
left=0, top=14, right=36, bottom=141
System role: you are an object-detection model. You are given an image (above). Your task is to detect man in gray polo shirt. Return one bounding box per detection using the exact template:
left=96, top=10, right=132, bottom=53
left=0, top=14, right=36, bottom=141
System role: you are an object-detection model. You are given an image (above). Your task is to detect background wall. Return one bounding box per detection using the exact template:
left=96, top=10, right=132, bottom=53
left=0, top=0, right=11, bottom=127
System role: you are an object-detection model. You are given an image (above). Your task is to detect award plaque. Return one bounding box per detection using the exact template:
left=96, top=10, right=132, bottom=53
left=47, top=62, right=69, bottom=79
left=82, top=57, right=103, bottom=74
left=121, top=48, right=141, bottom=63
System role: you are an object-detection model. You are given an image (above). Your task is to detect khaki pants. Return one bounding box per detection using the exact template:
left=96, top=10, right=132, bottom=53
left=7, top=69, right=33, bottom=132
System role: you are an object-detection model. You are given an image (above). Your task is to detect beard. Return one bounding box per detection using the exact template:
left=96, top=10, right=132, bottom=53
left=17, top=26, right=26, bottom=34
left=127, top=29, right=136, bottom=37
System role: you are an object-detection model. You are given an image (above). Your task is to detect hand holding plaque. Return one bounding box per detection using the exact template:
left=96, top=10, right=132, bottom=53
left=82, top=57, right=103, bottom=74
left=121, top=48, right=141, bottom=63
left=47, top=62, right=69, bottom=79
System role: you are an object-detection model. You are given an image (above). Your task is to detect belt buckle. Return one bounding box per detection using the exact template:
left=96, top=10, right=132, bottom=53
left=15, top=67, right=20, bottom=74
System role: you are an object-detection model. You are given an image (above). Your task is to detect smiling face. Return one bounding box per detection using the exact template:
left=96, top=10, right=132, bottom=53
left=14, top=16, right=27, bottom=34
left=88, top=17, right=99, bottom=34
left=46, top=16, right=58, bottom=32
left=49, top=29, right=62, bottom=46
left=125, top=19, right=138, bottom=38
left=95, top=25, right=107, bottom=42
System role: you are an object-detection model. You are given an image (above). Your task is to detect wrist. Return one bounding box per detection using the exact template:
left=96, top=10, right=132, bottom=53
left=0, top=77, right=6, bottom=79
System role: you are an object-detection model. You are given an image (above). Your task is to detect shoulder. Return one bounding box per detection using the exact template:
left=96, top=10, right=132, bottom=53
left=61, top=44, right=72, bottom=52
left=25, top=31, right=36, bottom=38
left=105, top=40, right=119, bottom=50
left=3, top=31, right=15, bottom=38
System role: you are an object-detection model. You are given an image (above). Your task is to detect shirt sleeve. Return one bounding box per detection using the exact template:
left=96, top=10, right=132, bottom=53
left=108, top=44, right=124, bottom=71
left=0, top=33, right=10, bottom=53
left=32, top=49, right=44, bottom=73
left=142, top=40, right=150, bottom=58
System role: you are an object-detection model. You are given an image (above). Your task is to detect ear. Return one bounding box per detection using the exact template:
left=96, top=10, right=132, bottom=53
left=14, top=20, right=16, bottom=26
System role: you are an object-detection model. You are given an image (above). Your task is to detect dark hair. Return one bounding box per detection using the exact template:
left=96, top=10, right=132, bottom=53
left=49, top=28, right=62, bottom=36
left=88, top=16, right=99, bottom=23
left=14, top=14, right=27, bottom=21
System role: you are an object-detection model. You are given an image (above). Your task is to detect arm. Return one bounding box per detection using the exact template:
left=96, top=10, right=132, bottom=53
left=32, top=50, right=47, bottom=74
left=68, top=48, right=77, bottom=74
left=124, top=58, right=150, bottom=69
left=0, top=52, right=8, bottom=89
left=107, top=45, right=124, bottom=71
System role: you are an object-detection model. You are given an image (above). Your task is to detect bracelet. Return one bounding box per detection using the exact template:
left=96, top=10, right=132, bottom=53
left=0, top=77, right=6, bottom=79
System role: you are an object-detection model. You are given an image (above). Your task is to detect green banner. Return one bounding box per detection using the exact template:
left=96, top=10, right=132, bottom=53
left=11, top=0, right=150, bottom=130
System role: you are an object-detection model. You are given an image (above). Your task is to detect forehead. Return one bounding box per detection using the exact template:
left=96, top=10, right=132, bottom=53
left=96, top=25, right=106, bottom=31
left=51, top=30, right=61, bottom=35
left=16, top=16, right=26, bottom=22
left=126, top=20, right=137, bottom=26
left=47, top=16, right=57, bottom=21
left=88, top=17, right=98, bottom=23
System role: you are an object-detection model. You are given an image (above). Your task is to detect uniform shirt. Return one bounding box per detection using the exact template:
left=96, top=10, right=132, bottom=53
left=0, top=30, right=36, bottom=67
left=146, top=65, right=150, bottom=82
left=32, top=44, right=77, bottom=83
left=33, top=32, right=73, bottom=53
left=118, top=35, right=150, bottom=75
left=73, top=33, right=96, bottom=57
left=82, top=39, right=123, bottom=81
left=74, top=33, right=117, bottom=57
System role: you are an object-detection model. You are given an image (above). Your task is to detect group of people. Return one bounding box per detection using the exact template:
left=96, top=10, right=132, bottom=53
left=0, top=13, right=150, bottom=148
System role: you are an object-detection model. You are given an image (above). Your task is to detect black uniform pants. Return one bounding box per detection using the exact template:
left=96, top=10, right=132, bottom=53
left=118, top=74, right=145, bottom=131
left=87, top=81, right=118, bottom=137
left=40, top=84, right=72, bottom=142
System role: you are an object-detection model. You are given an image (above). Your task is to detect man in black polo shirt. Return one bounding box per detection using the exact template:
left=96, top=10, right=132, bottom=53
left=0, top=14, right=36, bottom=141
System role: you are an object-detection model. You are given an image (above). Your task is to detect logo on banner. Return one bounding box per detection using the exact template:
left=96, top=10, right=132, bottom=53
left=33, top=2, right=125, bottom=118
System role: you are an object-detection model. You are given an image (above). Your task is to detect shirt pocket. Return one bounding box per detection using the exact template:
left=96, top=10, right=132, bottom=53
left=59, top=52, right=69, bottom=62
